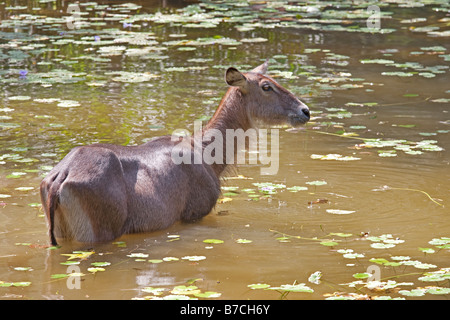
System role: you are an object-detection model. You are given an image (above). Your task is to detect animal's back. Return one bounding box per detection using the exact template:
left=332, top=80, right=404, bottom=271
left=40, top=136, right=221, bottom=243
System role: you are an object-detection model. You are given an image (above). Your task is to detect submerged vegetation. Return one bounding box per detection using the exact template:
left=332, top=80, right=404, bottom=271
left=0, top=0, right=449, bottom=299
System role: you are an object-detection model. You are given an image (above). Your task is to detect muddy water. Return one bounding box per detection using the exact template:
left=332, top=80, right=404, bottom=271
left=0, top=1, right=449, bottom=300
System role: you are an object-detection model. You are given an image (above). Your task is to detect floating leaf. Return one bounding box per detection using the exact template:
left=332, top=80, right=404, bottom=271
left=360, top=59, right=394, bottom=65
left=61, top=251, right=94, bottom=261
left=87, top=267, right=105, bottom=273
left=311, top=154, right=360, bottom=161
left=13, top=267, right=32, bottom=271
left=320, top=241, right=339, bottom=247
left=181, top=256, right=206, bottom=262
left=391, top=256, right=411, bottom=261
left=8, top=96, right=31, bottom=101
left=162, top=257, right=179, bottom=262
left=14, top=187, right=34, bottom=191
left=148, top=259, right=163, bottom=264
left=90, top=262, right=111, bottom=267
left=306, top=180, right=327, bottom=186
left=369, top=258, right=390, bottom=265
left=6, top=172, right=27, bottom=179
left=268, top=283, right=314, bottom=293
left=381, top=71, right=414, bottom=77
left=203, top=239, right=224, bottom=244
left=60, top=261, right=80, bottom=266
left=399, top=289, right=427, bottom=297
left=326, top=209, right=355, bottom=215
left=248, top=283, right=271, bottom=290
left=330, top=233, right=352, bottom=238
left=112, top=241, right=127, bottom=247
left=235, top=239, right=252, bottom=244
left=286, top=186, right=308, bottom=192
left=11, top=282, right=31, bottom=287
left=241, top=37, right=268, bottom=43
left=50, top=274, right=70, bottom=279
left=418, top=247, right=435, bottom=254
left=370, top=243, right=396, bottom=249
left=142, top=287, right=165, bottom=295
left=429, top=237, right=450, bottom=246
left=308, top=271, right=322, bottom=285
left=193, top=291, right=221, bottom=298
left=127, top=253, right=149, bottom=258
left=57, top=100, right=80, bottom=108
left=171, top=285, right=201, bottom=296
left=343, top=252, right=364, bottom=259
left=426, top=287, right=450, bottom=295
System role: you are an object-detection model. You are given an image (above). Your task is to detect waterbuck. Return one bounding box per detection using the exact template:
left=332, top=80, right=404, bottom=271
left=40, top=61, right=310, bottom=245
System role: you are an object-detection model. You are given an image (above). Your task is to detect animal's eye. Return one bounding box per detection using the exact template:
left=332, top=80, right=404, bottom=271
left=262, top=84, right=272, bottom=92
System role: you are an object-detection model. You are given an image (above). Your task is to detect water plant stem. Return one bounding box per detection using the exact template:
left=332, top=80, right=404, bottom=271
left=387, top=186, right=444, bottom=207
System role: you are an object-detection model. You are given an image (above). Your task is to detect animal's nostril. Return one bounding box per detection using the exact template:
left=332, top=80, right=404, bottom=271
left=302, top=108, right=310, bottom=119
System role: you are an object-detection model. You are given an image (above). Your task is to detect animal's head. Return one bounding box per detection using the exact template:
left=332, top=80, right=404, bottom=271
left=225, top=60, right=310, bottom=127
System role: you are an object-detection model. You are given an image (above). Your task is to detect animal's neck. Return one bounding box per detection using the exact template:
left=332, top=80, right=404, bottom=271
left=201, top=88, right=254, bottom=177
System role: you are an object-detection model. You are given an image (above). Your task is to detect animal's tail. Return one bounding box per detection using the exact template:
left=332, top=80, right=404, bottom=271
left=47, top=188, right=58, bottom=246
left=41, top=172, right=66, bottom=246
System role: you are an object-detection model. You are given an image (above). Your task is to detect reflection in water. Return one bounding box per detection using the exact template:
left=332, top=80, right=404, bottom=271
left=0, top=1, right=448, bottom=300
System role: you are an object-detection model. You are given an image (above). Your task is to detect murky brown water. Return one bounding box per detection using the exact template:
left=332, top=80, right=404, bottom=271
left=0, top=0, right=449, bottom=300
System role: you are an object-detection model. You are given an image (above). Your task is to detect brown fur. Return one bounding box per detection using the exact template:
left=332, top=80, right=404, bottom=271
left=40, top=61, right=310, bottom=245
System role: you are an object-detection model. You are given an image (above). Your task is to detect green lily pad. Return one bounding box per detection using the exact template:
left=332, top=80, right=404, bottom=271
left=268, top=283, right=314, bottom=293
left=193, top=291, right=221, bottom=298
left=148, top=259, right=163, bottom=264
left=326, top=209, right=355, bottom=215
left=203, top=239, right=224, bottom=244
left=306, top=180, right=327, bottom=186
left=8, top=95, right=31, bottom=101
left=320, top=241, right=339, bottom=247
left=418, top=247, right=435, bottom=254
left=308, top=271, right=322, bottom=285
left=247, top=283, right=271, bottom=290
left=399, top=289, right=427, bottom=297
left=181, top=256, right=206, bottom=262
left=90, top=262, right=111, bottom=267
left=427, top=287, right=450, bottom=295
left=235, top=239, right=252, bottom=244
left=57, top=100, right=80, bottom=108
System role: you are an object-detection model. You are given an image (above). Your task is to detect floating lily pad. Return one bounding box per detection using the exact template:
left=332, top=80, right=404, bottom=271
left=90, top=262, right=111, bottom=267
left=268, top=283, right=314, bottom=293
left=171, top=285, right=201, bottom=296
left=235, top=239, right=252, bottom=244
left=399, top=289, right=427, bottom=297
left=148, top=259, right=164, bottom=264
left=248, top=283, right=271, bottom=290
left=286, top=186, right=308, bottom=192
left=57, top=100, right=80, bottom=108
left=308, top=271, right=322, bottom=285
left=326, top=209, right=355, bottom=215
left=320, top=241, right=339, bottom=247
left=8, top=95, right=31, bottom=101
left=181, top=256, right=206, bottom=262
left=306, top=180, right=327, bottom=186
left=203, top=239, right=224, bottom=244
left=311, top=154, right=360, bottom=161
left=353, top=273, right=370, bottom=279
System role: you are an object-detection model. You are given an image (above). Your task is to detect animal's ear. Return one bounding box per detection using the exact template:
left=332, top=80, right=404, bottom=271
left=250, top=59, right=269, bottom=74
left=225, top=67, right=248, bottom=88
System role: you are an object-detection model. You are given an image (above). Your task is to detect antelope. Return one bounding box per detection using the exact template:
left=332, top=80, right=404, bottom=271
left=40, top=60, right=310, bottom=245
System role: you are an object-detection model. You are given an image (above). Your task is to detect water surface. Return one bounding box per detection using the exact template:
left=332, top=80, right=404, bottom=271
left=0, top=0, right=449, bottom=300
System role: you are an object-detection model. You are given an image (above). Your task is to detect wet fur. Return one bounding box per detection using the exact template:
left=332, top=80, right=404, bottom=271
left=40, top=61, right=309, bottom=245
